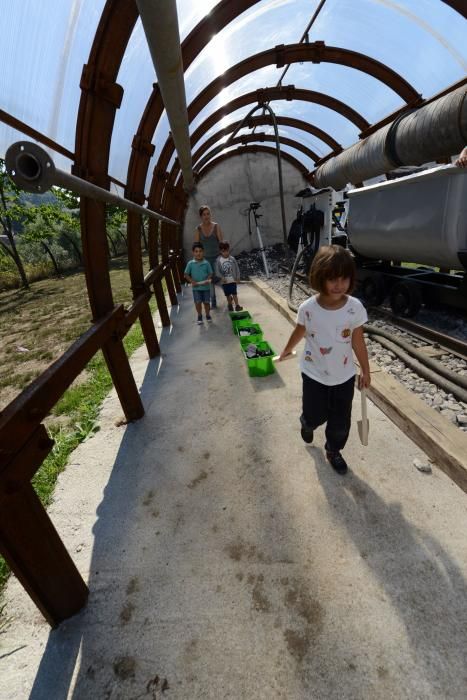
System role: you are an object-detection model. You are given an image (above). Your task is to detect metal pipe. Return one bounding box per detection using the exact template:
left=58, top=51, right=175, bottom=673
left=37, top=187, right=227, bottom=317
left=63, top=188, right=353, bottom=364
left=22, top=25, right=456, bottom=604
left=314, top=85, right=467, bottom=189
left=249, top=206, right=270, bottom=278
left=5, top=141, right=179, bottom=226
left=136, top=0, right=194, bottom=191
left=276, top=0, right=327, bottom=86
left=253, top=0, right=327, bottom=135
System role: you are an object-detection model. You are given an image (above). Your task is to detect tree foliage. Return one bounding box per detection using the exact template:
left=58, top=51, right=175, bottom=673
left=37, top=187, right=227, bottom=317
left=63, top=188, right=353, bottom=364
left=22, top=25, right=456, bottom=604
left=0, top=158, right=31, bottom=287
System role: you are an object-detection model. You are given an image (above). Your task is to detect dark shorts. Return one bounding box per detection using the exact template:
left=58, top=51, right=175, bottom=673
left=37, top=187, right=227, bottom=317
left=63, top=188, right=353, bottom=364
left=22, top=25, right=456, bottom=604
left=192, top=289, right=210, bottom=303
left=222, top=283, right=237, bottom=296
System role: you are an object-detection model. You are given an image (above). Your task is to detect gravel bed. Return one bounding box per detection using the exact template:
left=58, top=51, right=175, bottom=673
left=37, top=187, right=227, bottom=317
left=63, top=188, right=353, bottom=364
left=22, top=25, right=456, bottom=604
left=238, top=246, right=467, bottom=433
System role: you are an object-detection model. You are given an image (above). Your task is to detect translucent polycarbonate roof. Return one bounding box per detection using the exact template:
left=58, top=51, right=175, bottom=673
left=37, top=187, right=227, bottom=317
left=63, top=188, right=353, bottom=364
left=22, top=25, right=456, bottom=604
left=1, top=0, right=466, bottom=186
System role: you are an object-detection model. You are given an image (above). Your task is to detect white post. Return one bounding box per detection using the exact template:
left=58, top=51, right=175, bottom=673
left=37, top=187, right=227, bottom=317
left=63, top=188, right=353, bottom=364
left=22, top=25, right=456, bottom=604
left=255, top=223, right=270, bottom=278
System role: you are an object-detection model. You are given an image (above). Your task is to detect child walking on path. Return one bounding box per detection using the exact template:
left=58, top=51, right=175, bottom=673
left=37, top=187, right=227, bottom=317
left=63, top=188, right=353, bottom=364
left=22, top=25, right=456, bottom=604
left=184, top=242, right=213, bottom=324
left=215, top=241, right=243, bottom=312
left=279, top=245, right=370, bottom=475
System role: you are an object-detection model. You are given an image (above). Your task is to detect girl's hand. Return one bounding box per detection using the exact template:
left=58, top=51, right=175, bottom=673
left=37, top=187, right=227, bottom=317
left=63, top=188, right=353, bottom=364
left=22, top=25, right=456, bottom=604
left=358, top=371, right=371, bottom=389
left=278, top=350, right=292, bottom=361
left=455, top=147, right=467, bottom=167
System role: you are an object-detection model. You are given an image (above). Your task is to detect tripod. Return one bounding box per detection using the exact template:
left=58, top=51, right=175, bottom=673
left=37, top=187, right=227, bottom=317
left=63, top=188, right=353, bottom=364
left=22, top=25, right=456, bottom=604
left=248, top=202, right=270, bottom=278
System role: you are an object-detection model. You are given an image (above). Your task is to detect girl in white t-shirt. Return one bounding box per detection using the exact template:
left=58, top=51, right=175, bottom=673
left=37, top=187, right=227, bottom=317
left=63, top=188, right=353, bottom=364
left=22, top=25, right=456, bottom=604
left=279, top=245, right=370, bottom=475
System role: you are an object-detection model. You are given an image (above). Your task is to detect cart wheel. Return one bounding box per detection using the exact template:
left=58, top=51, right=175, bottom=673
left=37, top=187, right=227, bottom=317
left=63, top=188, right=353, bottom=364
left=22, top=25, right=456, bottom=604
left=361, top=275, right=386, bottom=306
left=389, top=281, right=422, bottom=317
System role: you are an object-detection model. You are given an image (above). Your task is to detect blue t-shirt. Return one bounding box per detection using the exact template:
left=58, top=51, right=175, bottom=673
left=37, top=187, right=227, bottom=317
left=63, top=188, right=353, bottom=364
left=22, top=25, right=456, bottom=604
left=184, top=259, right=213, bottom=291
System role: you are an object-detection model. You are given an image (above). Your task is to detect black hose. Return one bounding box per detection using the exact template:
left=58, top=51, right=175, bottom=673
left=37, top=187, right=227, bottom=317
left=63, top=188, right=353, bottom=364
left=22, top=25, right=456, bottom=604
left=365, top=324, right=467, bottom=392
left=367, top=333, right=467, bottom=404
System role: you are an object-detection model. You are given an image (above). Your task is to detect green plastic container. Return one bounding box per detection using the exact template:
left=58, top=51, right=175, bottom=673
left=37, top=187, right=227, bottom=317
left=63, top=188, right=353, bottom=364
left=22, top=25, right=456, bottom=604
left=243, top=341, right=276, bottom=377
left=230, top=312, right=252, bottom=333
left=238, top=324, right=264, bottom=345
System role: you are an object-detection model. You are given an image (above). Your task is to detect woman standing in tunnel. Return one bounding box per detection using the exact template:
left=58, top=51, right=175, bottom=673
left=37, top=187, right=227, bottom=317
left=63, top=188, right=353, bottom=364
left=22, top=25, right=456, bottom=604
left=194, top=205, right=224, bottom=308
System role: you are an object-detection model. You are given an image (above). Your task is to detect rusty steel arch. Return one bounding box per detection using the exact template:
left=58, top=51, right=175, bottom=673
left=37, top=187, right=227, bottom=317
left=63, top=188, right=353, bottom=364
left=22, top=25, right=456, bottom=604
left=151, top=41, right=421, bottom=201
left=149, top=85, right=369, bottom=222
left=172, top=115, right=341, bottom=187
left=186, top=43, right=421, bottom=131
left=196, top=145, right=311, bottom=182
left=194, top=133, right=320, bottom=173
left=190, top=87, right=369, bottom=150
left=441, top=0, right=467, bottom=18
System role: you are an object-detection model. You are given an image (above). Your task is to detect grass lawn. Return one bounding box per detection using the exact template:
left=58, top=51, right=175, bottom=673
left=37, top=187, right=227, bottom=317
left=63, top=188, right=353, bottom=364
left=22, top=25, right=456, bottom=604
left=0, top=253, right=157, bottom=591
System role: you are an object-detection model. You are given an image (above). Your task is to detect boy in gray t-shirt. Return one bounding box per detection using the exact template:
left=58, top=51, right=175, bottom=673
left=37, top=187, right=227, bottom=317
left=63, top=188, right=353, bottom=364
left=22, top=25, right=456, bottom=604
left=215, top=241, right=243, bottom=312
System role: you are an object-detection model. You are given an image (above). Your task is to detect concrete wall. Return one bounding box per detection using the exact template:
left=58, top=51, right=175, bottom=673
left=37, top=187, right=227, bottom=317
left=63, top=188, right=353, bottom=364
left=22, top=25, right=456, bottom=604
left=183, top=152, right=308, bottom=258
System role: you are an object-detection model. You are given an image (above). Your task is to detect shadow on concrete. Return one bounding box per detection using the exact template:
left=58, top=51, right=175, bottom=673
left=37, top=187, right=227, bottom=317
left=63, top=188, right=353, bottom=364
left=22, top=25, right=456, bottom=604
left=28, top=292, right=309, bottom=699
left=313, top=454, right=467, bottom=696
left=28, top=303, right=184, bottom=700
left=248, top=371, right=285, bottom=392
left=24, top=283, right=467, bottom=699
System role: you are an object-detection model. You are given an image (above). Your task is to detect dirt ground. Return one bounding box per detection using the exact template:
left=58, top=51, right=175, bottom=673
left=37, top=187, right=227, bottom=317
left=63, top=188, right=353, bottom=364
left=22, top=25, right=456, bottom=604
left=0, top=255, right=150, bottom=411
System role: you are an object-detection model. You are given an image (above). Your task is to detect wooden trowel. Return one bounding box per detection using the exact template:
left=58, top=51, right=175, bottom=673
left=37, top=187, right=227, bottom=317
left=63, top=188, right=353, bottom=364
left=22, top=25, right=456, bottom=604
left=357, top=388, right=369, bottom=446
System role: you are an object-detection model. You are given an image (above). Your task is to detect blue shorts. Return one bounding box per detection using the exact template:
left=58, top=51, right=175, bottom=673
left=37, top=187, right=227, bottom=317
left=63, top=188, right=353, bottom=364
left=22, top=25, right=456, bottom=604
left=193, top=288, right=210, bottom=303
left=222, top=283, right=237, bottom=296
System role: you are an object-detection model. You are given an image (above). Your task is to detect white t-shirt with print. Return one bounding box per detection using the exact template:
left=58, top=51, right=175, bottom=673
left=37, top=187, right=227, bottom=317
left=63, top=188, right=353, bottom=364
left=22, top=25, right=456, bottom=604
left=297, top=295, right=368, bottom=386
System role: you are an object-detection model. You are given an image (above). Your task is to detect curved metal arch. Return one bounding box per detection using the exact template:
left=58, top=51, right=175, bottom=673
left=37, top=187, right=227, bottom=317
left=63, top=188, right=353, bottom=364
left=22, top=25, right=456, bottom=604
left=191, top=87, right=369, bottom=150
left=152, top=85, right=368, bottom=210
left=218, top=114, right=342, bottom=151
left=173, top=116, right=340, bottom=188
left=187, top=43, right=421, bottom=128
left=74, top=0, right=153, bottom=423
left=441, top=0, right=467, bottom=19
left=185, top=119, right=334, bottom=185
left=195, top=133, right=320, bottom=173
left=171, top=115, right=342, bottom=190
left=196, top=145, right=311, bottom=182
left=155, top=40, right=420, bottom=195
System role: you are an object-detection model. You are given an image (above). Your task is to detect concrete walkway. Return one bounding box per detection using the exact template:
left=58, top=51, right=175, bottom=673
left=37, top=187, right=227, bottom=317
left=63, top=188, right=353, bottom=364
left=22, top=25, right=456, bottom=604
left=1, top=284, right=467, bottom=699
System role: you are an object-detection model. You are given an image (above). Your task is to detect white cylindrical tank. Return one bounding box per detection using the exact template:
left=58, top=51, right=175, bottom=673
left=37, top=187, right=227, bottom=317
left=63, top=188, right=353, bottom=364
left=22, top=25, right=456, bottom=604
left=347, top=166, right=467, bottom=271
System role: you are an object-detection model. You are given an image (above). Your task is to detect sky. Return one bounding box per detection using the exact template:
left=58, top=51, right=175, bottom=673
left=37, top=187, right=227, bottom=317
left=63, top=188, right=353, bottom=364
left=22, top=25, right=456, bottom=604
left=0, top=0, right=465, bottom=185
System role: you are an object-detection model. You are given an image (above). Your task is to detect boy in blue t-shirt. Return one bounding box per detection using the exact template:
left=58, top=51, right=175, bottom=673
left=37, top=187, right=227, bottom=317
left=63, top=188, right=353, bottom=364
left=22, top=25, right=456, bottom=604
left=184, top=242, right=214, bottom=324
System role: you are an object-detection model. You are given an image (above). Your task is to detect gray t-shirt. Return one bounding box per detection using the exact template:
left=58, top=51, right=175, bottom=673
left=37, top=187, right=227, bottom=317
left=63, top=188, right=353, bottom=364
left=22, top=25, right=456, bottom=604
left=215, top=255, right=240, bottom=283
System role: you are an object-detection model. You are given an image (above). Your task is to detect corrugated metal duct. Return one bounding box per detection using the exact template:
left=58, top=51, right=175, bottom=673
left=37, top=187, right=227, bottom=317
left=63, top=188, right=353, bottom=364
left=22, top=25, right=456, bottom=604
left=314, top=86, right=467, bottom=190
left=136, top=0, right=194, bottom=191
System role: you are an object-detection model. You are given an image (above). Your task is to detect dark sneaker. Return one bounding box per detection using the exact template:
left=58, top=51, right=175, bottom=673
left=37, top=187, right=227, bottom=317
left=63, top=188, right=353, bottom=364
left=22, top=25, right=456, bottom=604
left=206, top=315, right=213, bottom=323
left=235, top=305, right=243, bottom=311
left=211, top=300, right=217, bottom=309
left=326, top=450, right=348, bottom=475
left=228, top=303, right=234, bottom=311
left=300, top=415, right=314, bottom=444
left=197, top=316, right=203, bottom=325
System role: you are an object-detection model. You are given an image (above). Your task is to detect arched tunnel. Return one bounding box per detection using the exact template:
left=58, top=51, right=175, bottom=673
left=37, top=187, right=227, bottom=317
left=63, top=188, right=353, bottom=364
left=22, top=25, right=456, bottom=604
left=1, top=2, right=467, bottom=697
